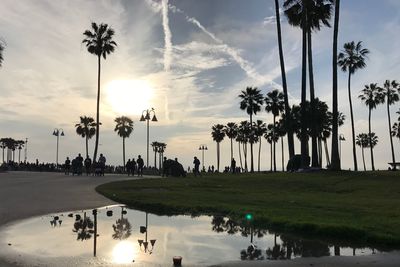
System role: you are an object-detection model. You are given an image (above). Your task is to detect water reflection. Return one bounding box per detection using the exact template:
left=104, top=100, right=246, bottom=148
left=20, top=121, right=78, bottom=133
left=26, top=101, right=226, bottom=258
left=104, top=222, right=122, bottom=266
left=0, top=206, right=385, bottom=267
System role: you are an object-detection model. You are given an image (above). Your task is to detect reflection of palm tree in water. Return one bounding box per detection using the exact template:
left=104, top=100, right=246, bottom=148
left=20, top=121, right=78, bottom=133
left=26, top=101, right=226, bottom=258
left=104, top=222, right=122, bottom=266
left=112, top=207, right=132, bottom=240
left=280, top=234, right=330, bottom=259
left=73, top=212, right=94, bottom=241
left=266, top=234, right=286, bottom=260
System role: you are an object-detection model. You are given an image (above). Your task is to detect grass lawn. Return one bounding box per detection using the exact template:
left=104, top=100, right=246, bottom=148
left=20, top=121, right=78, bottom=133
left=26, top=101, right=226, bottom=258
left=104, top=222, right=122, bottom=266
left=96, top=171, right=400, bottom=248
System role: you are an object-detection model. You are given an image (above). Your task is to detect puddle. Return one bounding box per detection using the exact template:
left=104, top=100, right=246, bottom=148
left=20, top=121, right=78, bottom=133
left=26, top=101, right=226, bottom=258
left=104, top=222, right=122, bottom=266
left=0, top=205, right=384, bottom=266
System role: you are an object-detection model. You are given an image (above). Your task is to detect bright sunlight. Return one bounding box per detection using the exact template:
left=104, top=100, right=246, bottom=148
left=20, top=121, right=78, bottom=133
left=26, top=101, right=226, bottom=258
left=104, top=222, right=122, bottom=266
left=112, top=241, right=136, bottom=264
left=105, top=79, right=154, bottom=115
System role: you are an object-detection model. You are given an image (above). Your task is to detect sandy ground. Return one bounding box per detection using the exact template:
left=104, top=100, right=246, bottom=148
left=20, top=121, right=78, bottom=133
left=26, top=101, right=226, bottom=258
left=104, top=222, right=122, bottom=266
left=0, top=171, right=399, bottom=267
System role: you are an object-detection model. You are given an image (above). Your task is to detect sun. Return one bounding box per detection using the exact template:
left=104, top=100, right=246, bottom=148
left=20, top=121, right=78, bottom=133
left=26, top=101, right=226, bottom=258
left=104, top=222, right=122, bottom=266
left=105, top=79, right=154, bottom=115
left=112, top=241, right=136, bottom=264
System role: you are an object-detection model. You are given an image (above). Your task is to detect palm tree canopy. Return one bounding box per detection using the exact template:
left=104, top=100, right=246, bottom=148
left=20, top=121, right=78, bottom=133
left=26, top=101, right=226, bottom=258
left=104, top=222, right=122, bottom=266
left=82, top=22, right=117, bottom=59
left=114, top=116, right=134, bottom=138
left=236, top=121, right=251, bottom=143
left=264, top=123, right=280, bottom=143
left=239, top=87, right=264, bottom=117
left=151, top=141, right=160, bottom=152
left=367, top=132, right=378, bottom=148
left=383, top=80, right=400, bottom=105
left=0, top=40, right=5, bottom=67
left=284, top=0, right=333, bottom=31
left=265, top=89, right=285, bottom=117
left=212, top=124, right=226, bottom=143
left=75, top=116, right=96, bottom=139
left=392, top=123, right=400, bottom=139
left=359, top=83, right=384, bottom=110
left=338, top=41, right=369, bottom=74
left=224, top=122, right=238, bottom=139
left=356, top=133, right=369, bottom=148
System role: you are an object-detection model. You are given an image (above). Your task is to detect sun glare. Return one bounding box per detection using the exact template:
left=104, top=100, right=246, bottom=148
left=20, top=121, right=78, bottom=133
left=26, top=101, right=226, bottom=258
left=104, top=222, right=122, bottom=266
left=105, top=79, right=154, bottom=115
left=112, top=241, right=136, bottom=264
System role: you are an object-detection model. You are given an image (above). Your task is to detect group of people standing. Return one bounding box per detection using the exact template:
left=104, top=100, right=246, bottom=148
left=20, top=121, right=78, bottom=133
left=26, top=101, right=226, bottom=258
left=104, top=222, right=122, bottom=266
left=64, top=153, right=106, bottom=176
left=125, top=155, right=144, bottom=176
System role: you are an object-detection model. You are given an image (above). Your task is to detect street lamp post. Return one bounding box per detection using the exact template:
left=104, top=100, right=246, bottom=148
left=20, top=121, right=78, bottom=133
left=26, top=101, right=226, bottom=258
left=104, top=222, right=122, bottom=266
left=138, top=212, right=156, bottom=254
left=140, top=108, right=158, bottom=168
left=199, top=144, right=208, bottom=172
left=339, top=134, right=345, bottom=160
left=52, top=128, right=65, bottom=168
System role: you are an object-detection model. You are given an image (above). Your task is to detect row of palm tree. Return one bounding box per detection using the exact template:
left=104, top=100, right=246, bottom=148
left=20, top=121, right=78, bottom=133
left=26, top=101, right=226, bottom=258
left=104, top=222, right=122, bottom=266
left=355, top=133, right=378, bottom=171
left=151, top=141, right=167, bottom=170
left=0, top=137, right=25, bottom=163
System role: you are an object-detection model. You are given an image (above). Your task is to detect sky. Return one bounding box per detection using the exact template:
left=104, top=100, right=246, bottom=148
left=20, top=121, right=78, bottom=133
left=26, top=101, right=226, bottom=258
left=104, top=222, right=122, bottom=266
left=0, top=0, right=400, bottom=171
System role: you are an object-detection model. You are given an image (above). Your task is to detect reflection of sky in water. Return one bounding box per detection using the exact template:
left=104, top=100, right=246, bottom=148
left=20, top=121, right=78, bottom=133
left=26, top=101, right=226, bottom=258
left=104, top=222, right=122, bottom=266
left=0, top=205, right=378, bottom=266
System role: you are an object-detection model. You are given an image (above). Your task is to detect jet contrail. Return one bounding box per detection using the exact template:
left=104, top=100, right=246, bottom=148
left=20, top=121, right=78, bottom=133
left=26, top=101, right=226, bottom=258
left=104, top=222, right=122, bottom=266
left=162, top=0, right=172, bottom=71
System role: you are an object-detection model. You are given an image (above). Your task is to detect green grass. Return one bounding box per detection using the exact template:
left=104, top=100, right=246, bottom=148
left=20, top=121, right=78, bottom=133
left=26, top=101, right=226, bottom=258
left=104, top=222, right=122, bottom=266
left=96, top=171, right=400, bottom=248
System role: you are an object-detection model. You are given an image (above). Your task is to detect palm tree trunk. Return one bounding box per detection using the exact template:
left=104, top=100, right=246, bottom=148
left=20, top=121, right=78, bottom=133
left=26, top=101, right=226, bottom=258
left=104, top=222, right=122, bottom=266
left=347, top=72, right=358, bottom=171
left=238, top=141, right=243, bottom=169
left=330, top=0, right=341, bottom=170
left=244, top=142, right=248, bottom=172
left=300, top=10, right=308, bottom=169
left=308, top=31, right=319, bottom=168
left=387, top=100, right=396, bottom=170
left=368, top=108, right=375, bottom=171
left=93, top=55, right=101, bottom=162
left=123, top=137, right=125, bottom=172
left=324, top=139, right=331, bottom=167
left=250, top=114, right=254, bottom=172
left=230, top=138, right=233, bottom=163
left=281, top=136, right=285, bottom=171
left=270, top=142, right=273, bottom=171
left=85, top=135, right=89, bottom=159
left=258, top=138, right=261, bottom=172
left=273, top=115, right=277, bottom=172
left=217, top=142, right=220, bottom=172
left=154, top=150, right=157, bottom=169
left=275, top=0, right=295, bottom=159
left=318, top=137, right=322, bottom=166
left=361, top=146, right=366, bottom=171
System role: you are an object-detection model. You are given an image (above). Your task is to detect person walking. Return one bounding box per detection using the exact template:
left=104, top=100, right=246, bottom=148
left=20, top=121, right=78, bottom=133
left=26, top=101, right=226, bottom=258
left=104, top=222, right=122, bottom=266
left=84, top=156, right=92, bottom=176
left=126, top=159, right=132, bottom=176
left=64, top=157, right=71, bottom=175
left=99, top=153, right=106, bottom=176
left=231, top=158, right=236, bottom=174
left=131, top=158, right=137, bottom=176
left=193, top=156, right=200, bottom=176
left=137, top=155, right=144, bottom=177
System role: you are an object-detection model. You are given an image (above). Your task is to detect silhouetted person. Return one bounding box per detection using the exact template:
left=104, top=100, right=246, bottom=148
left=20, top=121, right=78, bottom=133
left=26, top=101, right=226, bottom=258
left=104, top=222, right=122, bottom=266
left=126, top=159, right=133, bottom=176
left=193, top=156, right=200, bottom=176
left=131, top=158, right=136, bottom=176
left=231, top=158, right=236, bottom=174
left=65, top=157, right=71, bottom=175
left=211, top=165, right=215, bottom=172
left=99, top=153, right=106, bottom=176
left=137, top=155, right=144, bottom=177
left=84, top=156, right=92, bottom=176
left=162, top=157, right=168, bottom=177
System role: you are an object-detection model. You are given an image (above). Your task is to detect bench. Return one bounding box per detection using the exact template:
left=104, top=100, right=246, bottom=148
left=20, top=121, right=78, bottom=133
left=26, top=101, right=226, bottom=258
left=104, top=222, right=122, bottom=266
left=388, top=162, right=400, bottom=169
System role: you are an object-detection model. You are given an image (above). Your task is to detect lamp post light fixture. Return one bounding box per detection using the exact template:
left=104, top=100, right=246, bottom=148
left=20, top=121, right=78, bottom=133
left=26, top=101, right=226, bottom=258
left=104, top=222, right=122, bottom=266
left=339, top=134, right=346, bottom=160
left=140, top=108, right=158, bottom=168
left=199, top=144, right=208, bottom=172
left=52, top=128, right=65, bottom=168
left=138, top=212, right=156, bottom=254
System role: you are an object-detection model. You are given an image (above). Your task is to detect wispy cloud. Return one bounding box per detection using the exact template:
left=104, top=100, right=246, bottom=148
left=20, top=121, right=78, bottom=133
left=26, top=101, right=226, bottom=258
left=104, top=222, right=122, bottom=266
left=161, top=0, right=172, bottom=71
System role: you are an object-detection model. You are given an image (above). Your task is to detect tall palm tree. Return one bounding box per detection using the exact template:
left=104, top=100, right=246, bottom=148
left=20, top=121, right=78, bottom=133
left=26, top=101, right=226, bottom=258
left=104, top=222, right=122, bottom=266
left=238, top=120, right=251, bottom=172
left=211, top=124, right=225, bottom=172
left=338, top=41, right=370, bottom=171
left=356, top=133, right=369, bottom=171
left=114, top=116, right=134, bottom=171
left=265, top=124, right=280, bottom=171
left=382, top=80, right=399, bottom=170
left=82, top=22, right=117, bottom=162
left=367, top=132, right=379, bottom=170
left=359, top=83, right=384, bottom=171
left=0, top=39, right=5, bottom=68
left=265, top=89, right=285, bottom=170
left=254, top=120, right=266, bottom=172
left=224, top=122, right=238, bottom=163
left=274, top=0, right=295, bottom=160
left=75, top=116, right=96, bottom=159
left=276, top=118, right=287, bottom=171
left=151, top=141, right=160, bottom=169
left=158, top=142, right=167, bottom=170
left=239, top=87, right=264, bottom=172
left=284, top=0, right=308, bottom=168
left=330, top=0, right=341, bottom=170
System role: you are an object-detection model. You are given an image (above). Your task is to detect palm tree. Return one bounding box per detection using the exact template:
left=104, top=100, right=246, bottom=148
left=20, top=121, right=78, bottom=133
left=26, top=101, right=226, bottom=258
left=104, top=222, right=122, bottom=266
left=237, top=120, right=251, bottom=171
left=331, top=0, right=341, bottom=170
left=211, top=124, right=225, bottom=172
left=265, top=124, right=280, bottom=171
left=0, top=39, right=5, bottom=68
left=253, top=120, right=266, bottom=172
left=338, top=41, right=370, bottom=171
left=276, top=119, right=287, bottom=171
left=114, top=116, right=134, bottom=171
left=274, top=0, right=295, bottom=160
left=75, top=116, right=96, bottom=159
left=382, top=80, right=399, bottom=170
left=112, top=207, right=132, bottom=240
left=356, top=133, right=369, bottom=171
left=367, top=132, right=379, bottom=170
left=224, top=122, right=238, bottom=163
left=359, top=83, right=384, bottom=171
left=265, top=89, right=285, bottom=170
left=82, top=22, right=117, bottom=162
left=239, top=87, right=264, bottom=172
left=151, top=141, right=160, bottom=169
left=158, top=142, right=167, bottom=170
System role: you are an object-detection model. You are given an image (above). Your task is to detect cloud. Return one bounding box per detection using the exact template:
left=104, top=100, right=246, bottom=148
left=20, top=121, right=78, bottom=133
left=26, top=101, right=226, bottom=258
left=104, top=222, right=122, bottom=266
left=161, top=0, right=172, bottom=71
